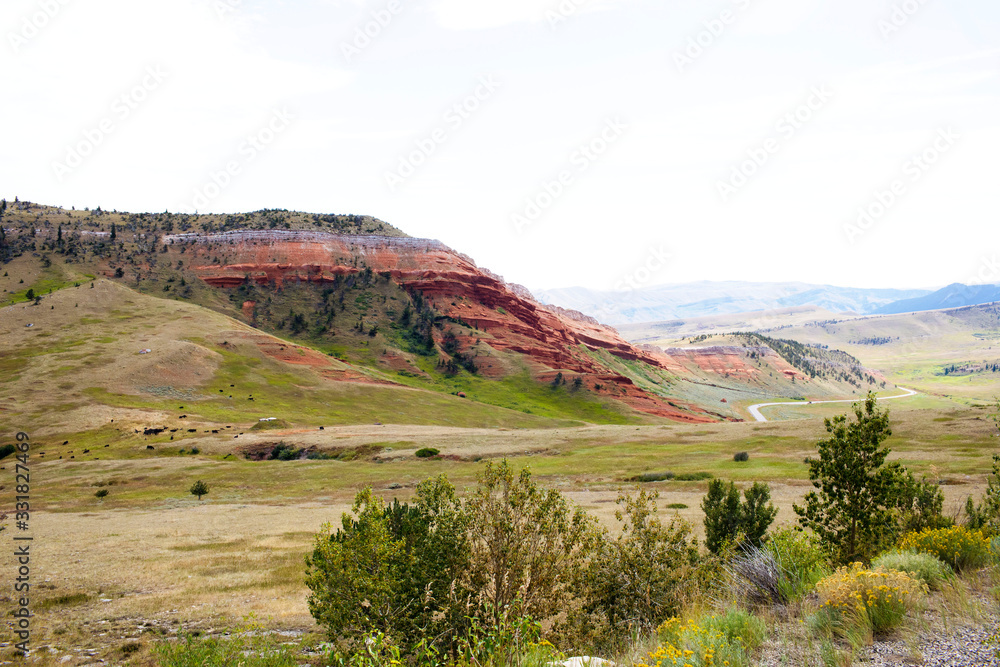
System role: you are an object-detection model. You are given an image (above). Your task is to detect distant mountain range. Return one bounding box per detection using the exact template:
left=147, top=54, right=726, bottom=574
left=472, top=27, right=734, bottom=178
left=874, top=283, right=1000, bottom=315
left=531, top=281, right=936, bottom=325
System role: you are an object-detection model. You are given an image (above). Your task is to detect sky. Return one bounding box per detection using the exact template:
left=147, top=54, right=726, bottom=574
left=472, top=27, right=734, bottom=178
left=1, top=0, right=998, bottom=293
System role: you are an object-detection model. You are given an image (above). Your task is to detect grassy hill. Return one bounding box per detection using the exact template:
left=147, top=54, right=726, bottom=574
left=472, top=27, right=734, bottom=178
left=2, top=279, right=664, bottom=456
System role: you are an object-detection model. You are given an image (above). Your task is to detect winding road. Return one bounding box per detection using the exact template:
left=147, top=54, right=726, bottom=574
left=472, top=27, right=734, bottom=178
left=747, top=387, right=919, bottom=422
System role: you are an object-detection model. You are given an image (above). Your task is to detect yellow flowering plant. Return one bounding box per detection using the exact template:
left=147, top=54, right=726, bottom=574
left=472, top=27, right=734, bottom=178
left=815, top=563, right=927, bottom=635
left=634, top=610, right=765, bottom=667
left=898, top=525, right=990, bottom=572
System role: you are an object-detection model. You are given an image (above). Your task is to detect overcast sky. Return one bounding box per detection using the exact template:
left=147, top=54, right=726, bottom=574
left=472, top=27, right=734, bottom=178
left=2, top=0, right=998, bottom=292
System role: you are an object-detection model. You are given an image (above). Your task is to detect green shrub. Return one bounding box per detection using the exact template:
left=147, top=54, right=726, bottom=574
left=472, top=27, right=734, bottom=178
left=872, top=549, right=954, bottom=590
left=704, top=608, right=767, bottom=652
left=573, top=489, right=700, bottom=644
left=675, top=472, right=713, bottom=481
left=899, top=526, right=991, bottom=572
left=0, top=444, right=15, bottom=460
left=734, top=451, right=749, bottom=462
left=269, top=443, right=300, bottom=461
left=633, top=471, right=675, bottom=482
left=765, top=527, right=830, bottom=601
left=965, top=451, right=1000, bottom=536
left=894, top=472, right=951, bottom=534
left=415, top=447, right=440, bottom=458
left=464, top=461, right=597, bottom=626
left=153, top=616, right=296, bottom=666
left=666, top=503, right=688, bottom=509
left=306, top=479, right=468, bottom=654
left=308, top=463, right=595, bottom=657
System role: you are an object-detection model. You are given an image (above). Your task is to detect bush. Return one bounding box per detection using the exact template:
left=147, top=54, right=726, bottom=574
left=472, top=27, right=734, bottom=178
left=871, top=549, right=954, bottom=590
left=307, top=463, right=596, bottom=656
left=464, top=461, right=597, bottom=626
left=0, top=444, right=15, bottom=460
left=573, top=490, right=700, bottom=644
left=644, top=611, right=764, bottom=667
left=899, top=526, right=991, bottom=572
left=816, top=563, right=927, bottom=636
left=153, top=616, right=296, bottom=667
left=894, top=472, right=951, bottom=534
left=675, top=472, right=713, bottom=481
left=95, top=489, right=109, bottom=500
left=965, top=451, right=1000, bottom=536
left=703, top=609, right=767, bottom=652
left=415, top=447, right=440, bottom=458
left=632, top=471, right=675, bottom=482
left=734, top=451, right=749, bottom=462
left=765, top=527, right=830, bottom=601
left=306, top=478, right=469, bottom=654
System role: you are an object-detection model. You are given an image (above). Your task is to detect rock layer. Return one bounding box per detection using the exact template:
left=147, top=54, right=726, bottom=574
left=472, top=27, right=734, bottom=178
left=174, top=231, right=717, bottom=423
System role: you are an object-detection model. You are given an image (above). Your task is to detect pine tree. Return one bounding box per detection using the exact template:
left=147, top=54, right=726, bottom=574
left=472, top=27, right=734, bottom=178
left=794, top=392, right=901, bottom=564
left=190, top=480, right=209, bottom=501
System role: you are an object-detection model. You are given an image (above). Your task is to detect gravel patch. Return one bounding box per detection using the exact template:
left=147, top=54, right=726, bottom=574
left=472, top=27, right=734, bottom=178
left=860, top=620, right=999, bottom=666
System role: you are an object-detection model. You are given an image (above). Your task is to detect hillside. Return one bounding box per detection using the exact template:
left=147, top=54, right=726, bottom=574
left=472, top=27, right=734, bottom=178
left=617, top=305, right=846, bottom=342
left=875, top=282, right=1000, bottom=315
left=0, top=201, right=888, bottom=425
left=532, top=281, right=931, bottom=325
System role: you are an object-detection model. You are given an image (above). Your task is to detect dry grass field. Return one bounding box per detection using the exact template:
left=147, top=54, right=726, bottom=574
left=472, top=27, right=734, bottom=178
left=3, top=404, right=997, bottom=664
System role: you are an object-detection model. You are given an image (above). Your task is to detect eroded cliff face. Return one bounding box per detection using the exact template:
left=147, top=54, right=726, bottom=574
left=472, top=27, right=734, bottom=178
left=168, top=230, right=718, bottom=423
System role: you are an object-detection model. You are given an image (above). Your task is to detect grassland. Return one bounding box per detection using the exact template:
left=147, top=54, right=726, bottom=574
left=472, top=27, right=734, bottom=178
left=4, top=401, right=998, bottom=663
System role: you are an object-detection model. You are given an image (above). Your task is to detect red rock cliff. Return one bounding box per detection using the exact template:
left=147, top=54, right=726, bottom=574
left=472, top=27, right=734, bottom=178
left=168, top=230, right=717, bottom=423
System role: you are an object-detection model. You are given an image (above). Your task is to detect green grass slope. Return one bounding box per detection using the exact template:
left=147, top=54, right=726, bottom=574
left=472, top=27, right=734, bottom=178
left=1, top=280, right=647, bottom=445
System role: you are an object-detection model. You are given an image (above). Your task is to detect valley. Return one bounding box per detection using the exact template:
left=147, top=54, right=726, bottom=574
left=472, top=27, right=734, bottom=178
left=1, top=202, right=998, bottom=665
